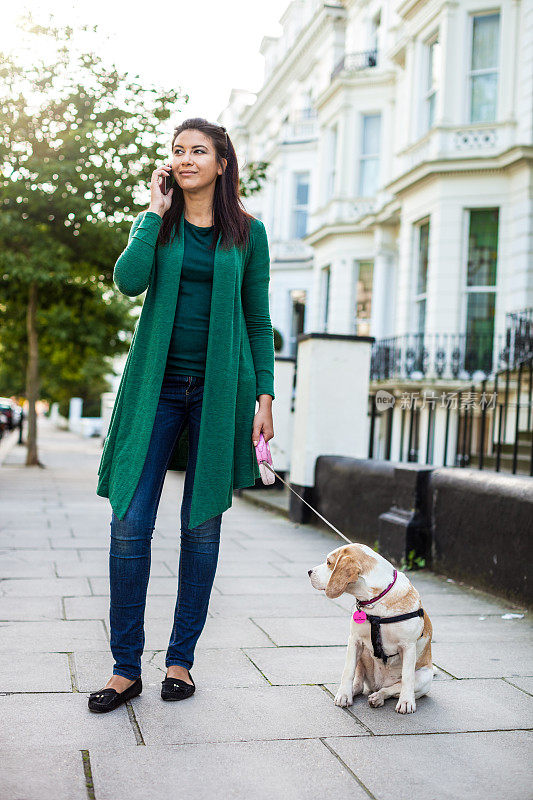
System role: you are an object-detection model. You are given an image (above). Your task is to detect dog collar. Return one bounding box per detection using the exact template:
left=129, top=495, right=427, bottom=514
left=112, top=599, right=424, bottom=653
left=356, top=568, right=397, bottom=609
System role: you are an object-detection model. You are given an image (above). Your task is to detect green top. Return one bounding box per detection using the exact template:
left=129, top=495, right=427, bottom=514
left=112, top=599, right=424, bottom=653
left=164, top=215, right=274, bottom=396
left=165, top=217, right=215, bottom=378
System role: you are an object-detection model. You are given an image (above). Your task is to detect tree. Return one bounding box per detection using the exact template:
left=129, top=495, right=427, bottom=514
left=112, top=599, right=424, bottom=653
left=0, top=12, right=270, bottom=467
left=0, top=277, right=136, bottom=416
left=0, top=13, right=187, bottom=465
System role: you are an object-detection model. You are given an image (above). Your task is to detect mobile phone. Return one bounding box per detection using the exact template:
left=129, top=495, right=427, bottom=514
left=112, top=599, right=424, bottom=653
left=162, top=167, right=176, bottom=195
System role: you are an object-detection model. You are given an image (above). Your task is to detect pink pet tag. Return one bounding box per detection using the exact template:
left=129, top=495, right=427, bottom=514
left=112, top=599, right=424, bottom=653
left=353, top=609, right=367, bottom=623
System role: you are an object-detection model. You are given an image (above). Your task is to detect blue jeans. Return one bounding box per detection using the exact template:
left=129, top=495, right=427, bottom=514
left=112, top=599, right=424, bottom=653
left=108, top=372, right=223, bottom=679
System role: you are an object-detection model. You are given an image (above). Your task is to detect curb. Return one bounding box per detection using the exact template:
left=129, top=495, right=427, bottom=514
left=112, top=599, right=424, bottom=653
left=0, top=428, right=22, bottom=466
left=236, top=488, right=290, bottom=519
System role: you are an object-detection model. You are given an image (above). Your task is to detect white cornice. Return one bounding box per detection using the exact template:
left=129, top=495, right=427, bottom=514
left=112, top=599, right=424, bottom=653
left=316, top=67, right=397, bottom=110
left=304, top=220, right=376, bottom=246
left=306, top=145, right=532, bottom=245
left=385, top=145, right=533, bottom=196
left=395, top=0, right=461, bottom=22
left=395, top=0, right=426, bottom=20
left=243, top=4, right=346, bottom=127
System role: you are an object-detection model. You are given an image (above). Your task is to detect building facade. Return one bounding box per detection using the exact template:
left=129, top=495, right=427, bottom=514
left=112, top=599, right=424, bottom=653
left=222, top=0, right=533, bottom=468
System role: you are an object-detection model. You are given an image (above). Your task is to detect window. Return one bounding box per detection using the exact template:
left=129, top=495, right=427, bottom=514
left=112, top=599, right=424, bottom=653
left=301, top=89, right=314, bottom=119
left=321, top=265, right=331, bottom=331
left=358, top=113, right=381, bottom=196
left=469, top=13, right=500, bottom=123
left=291, top=171, right=310, bottom=238
left=465, top=209, right=499, bottom=374
left=354, top=260, right=373, bottom=336
left=414, top=220, right=430, bottom=338
left=289, top=289, right=306, bottom=356
left=424, top=36, right=440, bottom=131
left=327, top=124, right=338, bottom=199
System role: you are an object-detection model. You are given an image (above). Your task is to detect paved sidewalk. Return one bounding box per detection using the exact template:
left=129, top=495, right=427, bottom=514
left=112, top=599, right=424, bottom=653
left=1, top=416, right=532, bottom=800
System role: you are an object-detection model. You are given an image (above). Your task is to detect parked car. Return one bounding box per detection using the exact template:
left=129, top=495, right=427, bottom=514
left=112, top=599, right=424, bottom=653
left=0, top=411, right=9, bottom=439
left=0, top=398, right=22, bottom=431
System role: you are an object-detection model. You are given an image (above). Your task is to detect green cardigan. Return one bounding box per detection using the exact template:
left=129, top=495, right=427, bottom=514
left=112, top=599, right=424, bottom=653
left=96, top=210, right=275, bottom=529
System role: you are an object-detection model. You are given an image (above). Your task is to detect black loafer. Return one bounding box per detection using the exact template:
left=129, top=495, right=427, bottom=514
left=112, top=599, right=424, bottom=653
left=161, top=670, right=195, bottom=701
left=88, top=677, right=142, bottom=713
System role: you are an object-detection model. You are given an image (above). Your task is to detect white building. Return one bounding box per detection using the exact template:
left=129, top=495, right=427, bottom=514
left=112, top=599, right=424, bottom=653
left=222, top=0, right=533, bottom=470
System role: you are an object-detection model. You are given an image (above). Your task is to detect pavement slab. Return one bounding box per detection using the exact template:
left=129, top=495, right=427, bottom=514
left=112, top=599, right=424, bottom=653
left=0, top=749, right=89, bottom=800
left=324, top=730, right=533, bottom=800
left=0, top=693, right=137, bottom=749
left=324, top=677, right=533, bottom=733
left=133, top=684, right=370, bottom=745
left=431, top=640, right=533, bottom=678
left=88, top=739, right=369, bottom=800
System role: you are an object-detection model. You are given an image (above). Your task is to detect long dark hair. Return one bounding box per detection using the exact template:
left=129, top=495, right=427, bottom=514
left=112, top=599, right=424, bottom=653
left=155, top=118, right=253, bottom=251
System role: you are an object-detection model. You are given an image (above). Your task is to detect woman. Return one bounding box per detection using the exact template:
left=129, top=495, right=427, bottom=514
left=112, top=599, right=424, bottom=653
left=89, top=118, right=275, bottom=713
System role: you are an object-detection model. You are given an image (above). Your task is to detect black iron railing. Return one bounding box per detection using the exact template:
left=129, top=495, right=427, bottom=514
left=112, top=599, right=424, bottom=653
left=370, top=332, right=508, bottom=381
left=331, top=49, right=378, bottom=80
left=368, top=354, right=533, bottom=476
left=506, top=308, right=532, bottom=369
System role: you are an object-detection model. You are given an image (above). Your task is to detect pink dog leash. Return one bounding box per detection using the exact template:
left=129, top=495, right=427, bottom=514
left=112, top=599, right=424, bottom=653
left=254, top=434, right=425, bottom=661
left=254, top=433, right=352, bottom=544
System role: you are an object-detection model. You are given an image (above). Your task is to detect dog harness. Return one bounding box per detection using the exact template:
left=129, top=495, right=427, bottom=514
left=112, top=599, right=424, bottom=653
left=352, top=569, right=425, bottom=664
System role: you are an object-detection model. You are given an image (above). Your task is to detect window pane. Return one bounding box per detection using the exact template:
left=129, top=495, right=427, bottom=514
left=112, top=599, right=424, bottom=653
left=359, top=157, right=379, bottom=195
left=417, top=222, right=430, bottom=295
left=355, top=260, right=373, bottom=335
left=295, top=174, right=309, bottom=205
left=330, top=125, right=338, bottom=160
left=467, top=209, right=499, bottom=286
left=427, top=92, right=435, bottom=127
left=323, top=267, right=330, bottom=328
left=417, top=298, right=426, bottom=336
left=470, top=73, right=498, bottom=122
left=362, top=114, right=381, bottom=155
left=472, top=13, right=500, bottom=71
left=465, top=292, right=495, bottom=373
left=428, top=39, right=440, bottom=90
left=327, top=126, right=338, bottom=198
left=293, top=208, right=308, bottom=238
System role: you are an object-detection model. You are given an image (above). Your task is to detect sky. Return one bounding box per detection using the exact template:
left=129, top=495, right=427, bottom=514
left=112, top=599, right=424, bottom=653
left=1, top=0, right=290, bottom=122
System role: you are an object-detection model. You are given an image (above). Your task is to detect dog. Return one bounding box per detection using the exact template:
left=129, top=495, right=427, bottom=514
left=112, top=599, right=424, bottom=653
left=308, top=542, right=434, bottom=713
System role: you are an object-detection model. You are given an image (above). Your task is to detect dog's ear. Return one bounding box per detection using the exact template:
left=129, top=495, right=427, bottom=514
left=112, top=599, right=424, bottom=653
left=325, top=553, right=360, bottom=599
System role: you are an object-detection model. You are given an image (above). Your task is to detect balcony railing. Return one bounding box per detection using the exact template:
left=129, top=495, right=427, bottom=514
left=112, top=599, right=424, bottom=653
left=281, top=111, right=318, bottom=143
left=331, top=49, right=378, bottom=81
left=506, top=308, right=533, bottom=369
left=370, top=332, right=509, bottom=382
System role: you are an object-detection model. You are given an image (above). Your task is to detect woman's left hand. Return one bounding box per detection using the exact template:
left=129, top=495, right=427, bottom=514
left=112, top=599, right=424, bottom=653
left=252, top=402, right=274, bottom=446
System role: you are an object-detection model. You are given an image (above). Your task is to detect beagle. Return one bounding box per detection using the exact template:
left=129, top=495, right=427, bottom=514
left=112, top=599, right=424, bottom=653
left=308, top=542, right=434, bottom=714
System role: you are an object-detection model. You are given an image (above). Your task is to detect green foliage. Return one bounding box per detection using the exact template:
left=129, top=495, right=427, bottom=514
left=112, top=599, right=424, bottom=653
left=0, top=14, right=183, bottom=405
left=240, top=161, right=270, bottom=197
left=273, top=327, right=283, bottom=351
left=399, top=549, right=427, bottom=571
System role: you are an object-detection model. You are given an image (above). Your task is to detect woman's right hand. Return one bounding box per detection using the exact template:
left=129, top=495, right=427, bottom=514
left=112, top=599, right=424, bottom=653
left=148, top=162, right=174, bottom=216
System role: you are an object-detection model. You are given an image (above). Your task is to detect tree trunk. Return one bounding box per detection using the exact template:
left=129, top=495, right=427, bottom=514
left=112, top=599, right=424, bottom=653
left=25, top=280, right=41, bottom=466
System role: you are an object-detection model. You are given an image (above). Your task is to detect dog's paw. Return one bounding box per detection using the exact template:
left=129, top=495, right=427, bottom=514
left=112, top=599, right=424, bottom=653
left=368, top=690, right=385, bottom=708
left=334, top=686, right=353, bottom=707
left=396, top=696, right=416, bottom=714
